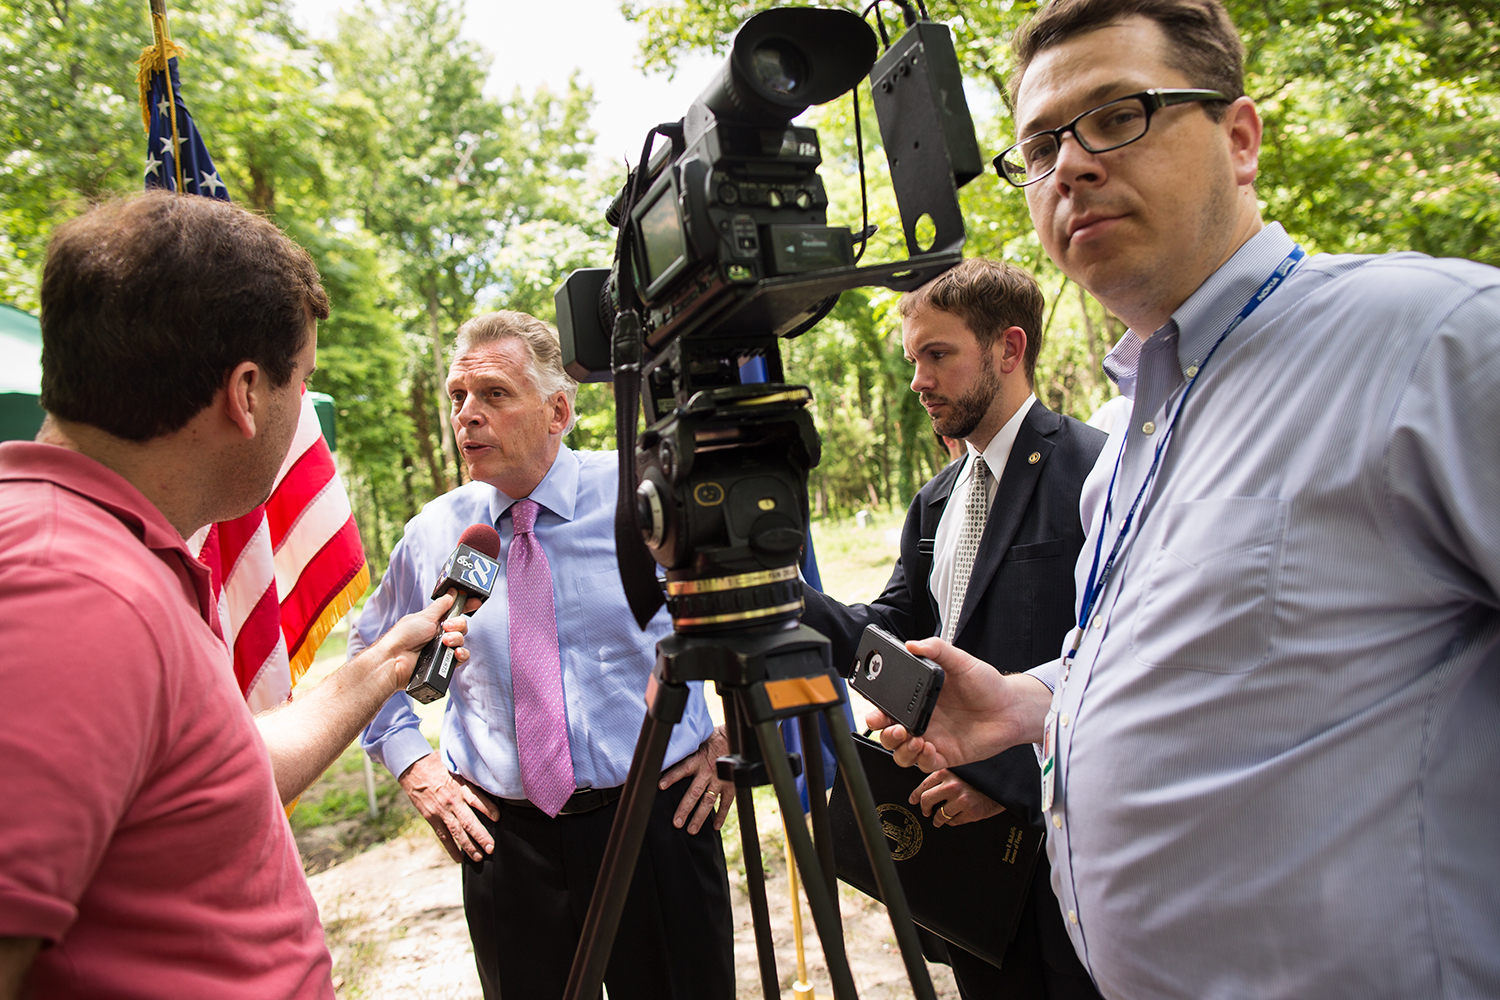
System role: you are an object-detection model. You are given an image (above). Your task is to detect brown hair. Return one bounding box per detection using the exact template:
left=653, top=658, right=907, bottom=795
left=40, top=190, right=328, bottom=442
left=1010, top=0, right=1245, bottom=118
left=452, top=310, right=579, bottom=433
left=898, top=258, right=1046, bottom=386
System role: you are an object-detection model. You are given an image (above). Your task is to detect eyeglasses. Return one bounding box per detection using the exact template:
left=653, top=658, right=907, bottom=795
left=993, top=88, right=1228, bottom=188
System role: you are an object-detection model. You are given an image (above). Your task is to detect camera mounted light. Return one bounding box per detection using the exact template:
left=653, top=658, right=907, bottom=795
left=692, top=7, right=877, bottom=127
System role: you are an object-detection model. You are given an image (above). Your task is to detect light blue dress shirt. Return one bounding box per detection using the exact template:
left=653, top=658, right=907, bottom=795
left=1031, top=224, right=1500, bottom=999
left=354, top=445, right=713, bottom=798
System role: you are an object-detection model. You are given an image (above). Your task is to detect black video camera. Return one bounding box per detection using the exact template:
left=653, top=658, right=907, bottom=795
left=557, top=6, right=981, bottom=380
left=555, top=5, right=982, bottom=634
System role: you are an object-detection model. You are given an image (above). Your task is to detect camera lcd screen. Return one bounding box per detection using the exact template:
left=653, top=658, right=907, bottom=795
left=639, top=187, right=687, bottom=288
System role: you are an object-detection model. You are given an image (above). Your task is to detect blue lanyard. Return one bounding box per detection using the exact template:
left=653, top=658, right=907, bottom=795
left=1067, top=245, right=1306, bottom=664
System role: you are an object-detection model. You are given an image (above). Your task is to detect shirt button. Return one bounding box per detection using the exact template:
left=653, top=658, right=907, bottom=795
left=1068, top=910, right=1079, bottom=925
left=1053, top=813, right=1063, bottom=829
left=1141, top=420, right=1157, bottom=435
left=1060, top=713, right=1070, bottom=727
left=1186, top=363, right=1200, bottom=378
left=1092, top=615, right=1103, bottom=629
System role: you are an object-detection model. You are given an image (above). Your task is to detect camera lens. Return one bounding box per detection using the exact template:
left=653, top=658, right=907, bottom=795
left=750, top=40, right=805, bottom=97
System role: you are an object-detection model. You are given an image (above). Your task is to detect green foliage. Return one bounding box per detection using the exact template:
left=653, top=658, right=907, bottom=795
left=620, top=0, right=1499, bottom=445
left=0, top=0, right=609, bottom=577
left=4, top=0, right=1493, bottom=543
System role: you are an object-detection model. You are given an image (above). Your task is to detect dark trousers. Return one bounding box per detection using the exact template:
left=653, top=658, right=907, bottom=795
left=462, top=775, right=734, bottom=1000
left=949, top=851, right=1103, bottom=1000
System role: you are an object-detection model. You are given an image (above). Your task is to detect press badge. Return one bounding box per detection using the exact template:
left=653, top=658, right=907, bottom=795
left=1040, top=707, right=1058, bottom=813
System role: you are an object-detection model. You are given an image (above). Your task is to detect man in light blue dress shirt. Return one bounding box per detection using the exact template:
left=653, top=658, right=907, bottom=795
left=352, top=311, right=734, bottom=999
left=875, top=2, right=1500, bottom=999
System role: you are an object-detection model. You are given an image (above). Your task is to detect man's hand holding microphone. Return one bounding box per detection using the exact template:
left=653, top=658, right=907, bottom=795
left=255, top=570, right=481, bottom=807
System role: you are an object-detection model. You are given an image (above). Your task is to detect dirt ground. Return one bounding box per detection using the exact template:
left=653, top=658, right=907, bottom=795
left=307, top=809, right=960, bottom=1000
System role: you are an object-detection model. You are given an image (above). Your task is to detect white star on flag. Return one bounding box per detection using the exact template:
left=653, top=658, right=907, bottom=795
left=145, top=154, right=163, bottom=178
left=157, top=96, right=171, bottom=119
left=158, top=134, right=176, bottom=157
left=199, top=169, right=226, bottom=197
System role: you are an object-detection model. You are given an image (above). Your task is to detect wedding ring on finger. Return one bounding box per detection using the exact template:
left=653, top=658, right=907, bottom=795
left=938, top=805, right=954, bottom=822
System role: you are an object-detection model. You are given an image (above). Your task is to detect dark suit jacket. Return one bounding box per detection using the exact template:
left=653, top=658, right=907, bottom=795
left=806, top=401, right=1105, bottom=823
left=803, top=400, right=1106, bottom=988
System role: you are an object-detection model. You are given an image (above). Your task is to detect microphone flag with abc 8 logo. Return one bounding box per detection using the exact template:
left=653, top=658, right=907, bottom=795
left=405, top=524, right=502, bottom=704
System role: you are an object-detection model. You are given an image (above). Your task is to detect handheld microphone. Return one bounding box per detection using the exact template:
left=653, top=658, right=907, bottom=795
left=405, top=523, right=502, bottom=704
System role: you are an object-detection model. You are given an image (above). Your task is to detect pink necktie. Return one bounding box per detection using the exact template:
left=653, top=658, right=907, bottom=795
left=508, top=499, right=574, bottom=817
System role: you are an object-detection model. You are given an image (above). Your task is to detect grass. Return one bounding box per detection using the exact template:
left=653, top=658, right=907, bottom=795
left=720, top=785, right=789, bottom=880
left=808, top=509, right=906, bottom=605
left=290, top=738, right=429, bottom=874
left=322, top=914, right=384, bottom=998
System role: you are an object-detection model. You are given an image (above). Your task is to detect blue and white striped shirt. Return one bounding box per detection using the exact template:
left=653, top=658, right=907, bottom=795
left=1033, top=223, right=1500, bottom=999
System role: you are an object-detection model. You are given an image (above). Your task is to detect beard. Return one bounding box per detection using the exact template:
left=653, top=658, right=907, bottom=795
left=926, top=360, right=1002, bottom=440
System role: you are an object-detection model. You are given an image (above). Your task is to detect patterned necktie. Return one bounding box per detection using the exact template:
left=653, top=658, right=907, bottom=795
left=945, top=457, right=991, bottom=643
left=507, top=499, right=574, bottom=817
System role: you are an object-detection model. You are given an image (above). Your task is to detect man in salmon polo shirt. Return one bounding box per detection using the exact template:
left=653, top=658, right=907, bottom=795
left=0, top=190, right=472, bottom=1000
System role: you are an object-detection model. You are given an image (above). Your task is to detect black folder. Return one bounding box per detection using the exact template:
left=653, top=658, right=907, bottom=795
left=827, top=733, right=1042, bottom=968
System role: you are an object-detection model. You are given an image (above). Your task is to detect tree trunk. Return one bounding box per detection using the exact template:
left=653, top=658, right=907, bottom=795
left=427, top=280, right=457, bottom=491
left=248, top=161, right=275, bottom=216
left=364, top=474, right=387, bottom=570
left=410, top=375, right=445, bottom=499
left=1078, top=283, right=1103, bottom=385
left=400, top=453, right=419, bottom=523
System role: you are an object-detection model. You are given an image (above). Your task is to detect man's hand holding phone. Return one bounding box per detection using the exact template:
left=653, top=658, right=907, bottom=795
left=867, top=636, right=1054, bottom=773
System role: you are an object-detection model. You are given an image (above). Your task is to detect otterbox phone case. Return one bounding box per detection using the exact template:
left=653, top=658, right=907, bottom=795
left=851, top=625, right=944, bottom=735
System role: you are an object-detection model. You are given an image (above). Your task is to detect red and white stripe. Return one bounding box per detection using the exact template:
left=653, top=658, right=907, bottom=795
left=192, top=392, right=369, bottom=712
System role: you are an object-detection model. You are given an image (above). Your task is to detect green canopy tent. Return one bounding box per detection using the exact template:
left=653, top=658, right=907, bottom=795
left=0, top=303, right=45, bottom=441
left=0, top=302, right=338, bottom=448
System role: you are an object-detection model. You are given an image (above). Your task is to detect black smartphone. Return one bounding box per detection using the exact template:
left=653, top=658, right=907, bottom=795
left=850, top=625, right=945, bottom=735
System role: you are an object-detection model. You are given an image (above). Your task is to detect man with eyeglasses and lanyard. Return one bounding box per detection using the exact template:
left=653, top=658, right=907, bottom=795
left=873, top=2, right=1500, bottom=999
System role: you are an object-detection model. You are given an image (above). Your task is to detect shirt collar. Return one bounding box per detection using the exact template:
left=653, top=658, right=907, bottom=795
left=0, top=440, right=218, bottom=623
left=964, top=394, right=1036, bottom=479
left=487, top=443, right=580, bottom=526
left=1102, top=222, right=1297, bottom=398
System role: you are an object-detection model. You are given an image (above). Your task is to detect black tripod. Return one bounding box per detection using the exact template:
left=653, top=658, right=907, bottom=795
left=561, top=617, right=938, bottom=1000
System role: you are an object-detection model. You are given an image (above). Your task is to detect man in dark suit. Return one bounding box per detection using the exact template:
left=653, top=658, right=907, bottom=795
left=803, top=257, right=1106, bottom=1000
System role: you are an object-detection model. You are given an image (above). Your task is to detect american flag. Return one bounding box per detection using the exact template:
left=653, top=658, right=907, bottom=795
left=140, top=50, right=228, bottom=199
left=140, top=23, right=369, bottom=708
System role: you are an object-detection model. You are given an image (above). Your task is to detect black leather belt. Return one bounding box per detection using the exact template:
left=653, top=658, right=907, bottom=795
left=499, top=785, right=623, bottom=815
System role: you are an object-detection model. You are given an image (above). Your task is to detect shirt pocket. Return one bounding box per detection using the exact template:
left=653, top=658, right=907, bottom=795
left=1130, top=496, right=1289, bottom=673
left=573, top=569, right=638, bottom=668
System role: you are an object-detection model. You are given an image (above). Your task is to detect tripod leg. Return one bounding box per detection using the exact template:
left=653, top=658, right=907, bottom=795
left=798, top=713, right=838, bottom=903
left=727, top=695, right=780, bottom=1000
left=736, top=774, right=780, bottom=1000
left=755, top=718, right=860, bottom=1000
left=824, top=703, right=938, bottom=1000
left=562, top=685, right=684, bottom=1000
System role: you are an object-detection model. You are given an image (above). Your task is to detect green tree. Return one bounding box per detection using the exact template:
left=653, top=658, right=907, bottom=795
left=319, top=1, right=601, bottom=502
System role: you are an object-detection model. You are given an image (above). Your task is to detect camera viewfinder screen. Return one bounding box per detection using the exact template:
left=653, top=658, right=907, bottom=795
left=640, top=188, right=686, bottom=288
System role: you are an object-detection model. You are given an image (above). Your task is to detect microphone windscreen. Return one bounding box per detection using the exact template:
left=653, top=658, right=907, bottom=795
left=458, top=523, right=502, bottom=560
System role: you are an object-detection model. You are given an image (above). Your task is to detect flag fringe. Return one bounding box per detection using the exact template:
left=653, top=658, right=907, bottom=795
left=287, top=562, right=371, bottom=691
left=135, top=18, right=184, bottom=132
